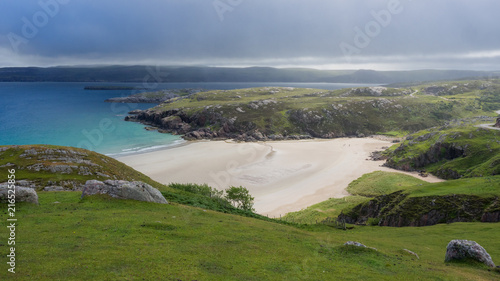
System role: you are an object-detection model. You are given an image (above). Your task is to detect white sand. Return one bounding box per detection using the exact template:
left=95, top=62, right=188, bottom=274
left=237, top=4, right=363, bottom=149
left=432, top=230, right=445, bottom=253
left=117, top=138, right=443, bottom=217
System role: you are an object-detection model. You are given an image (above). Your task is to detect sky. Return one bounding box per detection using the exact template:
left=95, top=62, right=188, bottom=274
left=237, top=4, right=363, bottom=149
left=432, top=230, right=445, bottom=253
left=0, top=0, right=499, bottom=70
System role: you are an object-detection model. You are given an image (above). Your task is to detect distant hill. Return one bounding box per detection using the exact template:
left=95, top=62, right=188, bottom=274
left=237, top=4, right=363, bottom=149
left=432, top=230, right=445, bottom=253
left=0, top=65, right=498, bottom=84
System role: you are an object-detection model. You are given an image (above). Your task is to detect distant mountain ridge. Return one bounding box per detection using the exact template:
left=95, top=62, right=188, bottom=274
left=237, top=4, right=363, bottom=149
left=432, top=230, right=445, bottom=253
left=0, top=66, right=498, bottom=84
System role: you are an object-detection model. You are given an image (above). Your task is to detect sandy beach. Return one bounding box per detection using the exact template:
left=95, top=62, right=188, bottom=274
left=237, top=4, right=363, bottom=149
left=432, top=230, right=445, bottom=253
left=117, top=138, right=443, bottom=217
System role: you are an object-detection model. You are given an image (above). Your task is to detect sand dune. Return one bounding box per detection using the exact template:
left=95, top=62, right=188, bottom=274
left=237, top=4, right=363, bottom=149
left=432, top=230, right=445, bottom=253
left=117, top=138, right=443, bottom=217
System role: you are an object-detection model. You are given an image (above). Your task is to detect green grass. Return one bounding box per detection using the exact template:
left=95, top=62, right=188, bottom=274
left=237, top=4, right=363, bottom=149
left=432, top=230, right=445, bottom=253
left=285, top=172, right=429, bottom=224
left=347, top=171, right=427, bottom=197
left=385, top=125, right=500, bottom=179
left=1, top=192, right=499, bottom=280
left=283, top=196, right=370, bottom=224
left=406, top=176, right=500, bottom=198
left=0, top=145, right=170, bottom=192
left=142, top=79, right=500, bottom=138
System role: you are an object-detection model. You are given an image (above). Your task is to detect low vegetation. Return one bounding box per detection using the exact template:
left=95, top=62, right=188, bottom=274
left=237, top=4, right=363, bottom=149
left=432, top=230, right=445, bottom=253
left=385, top=125, right=500, bottom=179
left=128, top=79, right=500, bottom=140
left=1, top=191, right=499, bottom=280
left=3, top=78, right=500, bottom=279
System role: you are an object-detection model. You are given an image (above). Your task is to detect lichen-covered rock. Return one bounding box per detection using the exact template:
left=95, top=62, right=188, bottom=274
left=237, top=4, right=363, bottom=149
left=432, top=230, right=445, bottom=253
left=344, top=241, right=367, bottom=248
left=344, top=241, right=377, bottom=251
left=0, top=184, right=39, bottom=204
left=445, top=240, right=495, bottom=268
left=81, top=180, right=168, bottom=204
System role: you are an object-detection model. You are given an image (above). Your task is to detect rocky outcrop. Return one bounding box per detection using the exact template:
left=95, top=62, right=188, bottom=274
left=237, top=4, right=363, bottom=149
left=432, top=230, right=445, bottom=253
left=0, top=184, right=39, bottom=204
left=495, top=117, right=500, bottom=128
left=445, top=240, right=495, bottom=268
left=338, top=191, right=500, bottom=227
left=385, top=133, right=469, bottom=179
left=125, top=107, right=315, bottom=142
left=81, top=180, right=168, bottom=204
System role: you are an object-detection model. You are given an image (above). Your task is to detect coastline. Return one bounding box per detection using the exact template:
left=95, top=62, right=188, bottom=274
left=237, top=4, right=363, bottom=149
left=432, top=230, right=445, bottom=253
left=116, top=137, right=443, bottom=217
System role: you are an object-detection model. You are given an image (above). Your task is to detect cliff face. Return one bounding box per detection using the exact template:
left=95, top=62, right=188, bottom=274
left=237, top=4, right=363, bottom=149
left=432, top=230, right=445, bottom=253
left=123, top=85, right=495, bottom=141
left=384, top=127, right=500, bottom=180
left=385, top=140, right=467, bottom=179
left=338, top=191, right=500, bottom=227
left=125, top=107, right=308, bottom=141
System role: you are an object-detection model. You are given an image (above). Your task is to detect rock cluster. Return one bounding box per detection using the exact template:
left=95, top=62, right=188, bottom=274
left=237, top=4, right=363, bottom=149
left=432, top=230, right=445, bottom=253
left=0, top=184, right=39, bottom=204
left=337, top=191, right=500, bottom=227
left=81, top=180, right=168, bottom=204
left=445, top=240, right=495, bottom=268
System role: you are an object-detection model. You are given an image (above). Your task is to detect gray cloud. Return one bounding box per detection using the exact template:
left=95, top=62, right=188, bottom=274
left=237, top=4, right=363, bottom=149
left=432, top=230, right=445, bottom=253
left=0, top=0, right=499, bottom=70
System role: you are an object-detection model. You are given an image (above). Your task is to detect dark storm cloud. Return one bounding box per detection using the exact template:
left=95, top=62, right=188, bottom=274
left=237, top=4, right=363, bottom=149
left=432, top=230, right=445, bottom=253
left=0, top=0, right=499, bottom=70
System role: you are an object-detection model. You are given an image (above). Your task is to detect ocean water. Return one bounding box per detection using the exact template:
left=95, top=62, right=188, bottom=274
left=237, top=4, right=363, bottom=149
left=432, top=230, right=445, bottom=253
left=0, top=82, right=373, bottom=156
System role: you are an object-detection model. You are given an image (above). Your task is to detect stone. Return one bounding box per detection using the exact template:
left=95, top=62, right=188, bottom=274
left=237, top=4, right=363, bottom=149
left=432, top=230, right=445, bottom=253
left=0, top=184, right=39, bottom=204
left=495, top=118, right=500, bottom=128
left=403, top=249, right=419, bottom=259
left=344, top=241, right=367, bottom=248
left=445, top=240, right=495, bottom=268
left=44, top=186, right=65, bottom=192
left=344, top=241, right=377, bottom=251
left=81, top=180, right=168, bottom=204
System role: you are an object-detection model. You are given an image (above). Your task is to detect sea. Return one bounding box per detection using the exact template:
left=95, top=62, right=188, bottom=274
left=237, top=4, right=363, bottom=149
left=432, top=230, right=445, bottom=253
left=0, top=82, right=373, bottom=157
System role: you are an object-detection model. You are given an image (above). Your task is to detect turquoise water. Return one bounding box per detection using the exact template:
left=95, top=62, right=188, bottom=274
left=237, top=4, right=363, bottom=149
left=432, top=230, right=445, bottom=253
left=0, top=82, right=373, bottom=156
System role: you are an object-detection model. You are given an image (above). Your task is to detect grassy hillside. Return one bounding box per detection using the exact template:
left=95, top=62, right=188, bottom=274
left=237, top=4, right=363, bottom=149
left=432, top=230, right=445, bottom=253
left=339, top=175, right=500, bottom=227
left=1, top=191, right=499, bottom=280
left=0, top=145, right=167, bottom=191
left=129, top=79, right=500, bottom=140
left=385, top=125, right=500, bottom=179
left=0, top=145, right=274, bottom=220
left=283, top=172, right=427, bottom=224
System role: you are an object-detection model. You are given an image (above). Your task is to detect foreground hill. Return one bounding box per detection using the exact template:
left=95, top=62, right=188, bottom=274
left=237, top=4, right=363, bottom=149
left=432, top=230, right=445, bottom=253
left=1, top=190, right=499, bottom=280
left=1, top=145, right=499, bottom=279
left=126, top=79, right=500, bottom=140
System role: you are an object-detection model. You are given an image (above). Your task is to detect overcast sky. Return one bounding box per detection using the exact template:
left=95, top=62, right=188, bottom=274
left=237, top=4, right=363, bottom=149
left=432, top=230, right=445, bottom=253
left=0, top=0, right=499, bottom=70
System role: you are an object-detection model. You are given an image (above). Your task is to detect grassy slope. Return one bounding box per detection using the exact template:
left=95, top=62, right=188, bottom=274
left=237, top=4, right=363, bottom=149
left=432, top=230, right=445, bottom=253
left=0, top=145, right=169, bottom=192
left=284, top=172, right=428, bottom=224
left=285, top=171, right=500, bottom=225
left=0, top=145, right=278, bottom=220
left=1, top=192, right=499, bottom=280
left=346, top=171, right=428, bottom=197
left=385, top=125, right=500, bottom=179
left=145, top=79, right=500, bottom=137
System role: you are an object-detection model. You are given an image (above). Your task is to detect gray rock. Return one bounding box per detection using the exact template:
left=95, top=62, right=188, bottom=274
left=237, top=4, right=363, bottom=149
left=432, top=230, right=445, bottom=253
left=44, top=186, right=65, bottom=192
left=344, top=241, right=367, bottom=248
left=445, top=240, right=495, bottom=268
left=81, top=180, right=168, bottom=204
left=403, top=249, right=419, bottom=259
left=0, top=184, right=39, bottom=204
left=344, top=241, right=377, bottom=251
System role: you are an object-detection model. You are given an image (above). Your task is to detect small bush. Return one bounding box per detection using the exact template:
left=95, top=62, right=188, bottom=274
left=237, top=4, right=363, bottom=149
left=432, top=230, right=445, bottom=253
left=367, top=218, right=380, bottom=226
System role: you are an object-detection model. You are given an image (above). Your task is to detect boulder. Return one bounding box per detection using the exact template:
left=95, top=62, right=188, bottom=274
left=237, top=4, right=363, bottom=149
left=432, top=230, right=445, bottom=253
left=81, top=180, right=168, bottom=204
left=0, top=184, right=39, bottom=204
left=445, top=240, right=495, bottom=268
left=344, top=241, right=367, bottom=248
left=495, top=118, right=500, bottom=128
left=344, top=241, right=377, bottom=251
